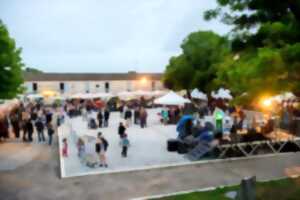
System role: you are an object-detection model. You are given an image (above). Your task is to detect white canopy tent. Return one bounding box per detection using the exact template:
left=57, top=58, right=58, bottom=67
left=152, top=90, right=168, bottom=97
left=69, top=92, right=114, bottom=100
left=26, top=94, right=44, bottom=100
left=132, top=90, right=152, bottom=98
left=91, top=92, right=114, bottom=99
left=154, top=91, right=191, bottom=106
left=117, top=91, right=136, bottom=100
left=191, top=88, right=207, bottom=100
left=273, top=92, right=296, bottom=102
left=211, top=88, right=233, bottom=100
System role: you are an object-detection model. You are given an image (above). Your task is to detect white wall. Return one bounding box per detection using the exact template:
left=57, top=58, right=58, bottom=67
left=24, top=80, right=165, bottom=95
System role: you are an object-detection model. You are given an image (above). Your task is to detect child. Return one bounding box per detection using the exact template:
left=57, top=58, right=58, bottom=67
left=62, top=138, right=68, bottom=157
left=96, top=132, right=109, bottom=167
left=77, top=138, right=85, bottom=158
left=120, top=134, right=130, bottom=157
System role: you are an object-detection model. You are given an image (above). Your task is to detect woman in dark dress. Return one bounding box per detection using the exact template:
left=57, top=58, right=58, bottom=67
left=10, top=112, right=20, bottom=138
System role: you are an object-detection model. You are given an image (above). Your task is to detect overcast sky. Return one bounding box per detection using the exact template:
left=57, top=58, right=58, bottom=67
left=0, top=0, right=230, bottom=73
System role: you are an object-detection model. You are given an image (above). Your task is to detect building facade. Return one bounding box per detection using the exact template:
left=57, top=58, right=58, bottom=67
left=23, top=72, right=165, bottom=95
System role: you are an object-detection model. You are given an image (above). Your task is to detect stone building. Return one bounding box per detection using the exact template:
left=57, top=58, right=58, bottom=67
left=23, top=71, right=164, bottom=95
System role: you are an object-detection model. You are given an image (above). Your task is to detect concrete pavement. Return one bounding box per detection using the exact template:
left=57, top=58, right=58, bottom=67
left=0, top=138, right=300, bottom=200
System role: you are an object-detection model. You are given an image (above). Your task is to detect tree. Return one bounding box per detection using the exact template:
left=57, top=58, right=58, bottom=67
left=205, top=0, right=300, bottom=102
left=0, top=20, right=24, bottom=99
left=24, top=67, right=43, bottom=74
left=163, top=31, right=229, bottom=92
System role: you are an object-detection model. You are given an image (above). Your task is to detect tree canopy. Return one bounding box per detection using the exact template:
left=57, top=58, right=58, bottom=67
left=163, top=0, right=300, bottom=105
left=163, top=31, right=229, bottom=92
left=205, top=0, right=300, bottom=103
left=0, top=20, right=24, bottom=99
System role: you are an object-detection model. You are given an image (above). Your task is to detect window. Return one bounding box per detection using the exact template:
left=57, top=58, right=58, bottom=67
left=32, top=83, right=38, bottom=92
left=105, top=82, right=110, bottom=93
left=59, top=82, right=65, bottom=91
left=127, top=81, right=132, bottom=91
left=152, top=81, right=156, bottom=91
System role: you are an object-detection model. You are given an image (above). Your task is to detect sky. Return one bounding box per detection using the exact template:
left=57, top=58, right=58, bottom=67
left=0, top=0, right=231, bottom=73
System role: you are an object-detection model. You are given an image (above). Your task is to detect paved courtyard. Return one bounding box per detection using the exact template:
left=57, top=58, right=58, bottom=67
left=1, top=135, right=300, bottom=200
left=60, top=109, right=189, bottom=177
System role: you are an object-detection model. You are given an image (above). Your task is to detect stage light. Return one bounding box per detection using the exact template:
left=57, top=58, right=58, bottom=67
left=140, top=77, right=147, bottom=84
left=42, top=90, right=57, bottom=97
left=262, top=98, right=272, bottom=108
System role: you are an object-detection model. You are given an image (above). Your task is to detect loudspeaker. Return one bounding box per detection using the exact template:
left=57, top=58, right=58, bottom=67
left=177, top=141, right=188, bottom=154
left=167, top=139, right=179, bottom=152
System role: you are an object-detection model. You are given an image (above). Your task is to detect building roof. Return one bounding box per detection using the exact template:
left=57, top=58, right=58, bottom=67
left=23, top=72, right=163, bottom=82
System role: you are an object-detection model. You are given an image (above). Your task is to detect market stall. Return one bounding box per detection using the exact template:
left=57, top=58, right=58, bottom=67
left=154, top=91, right=191, bottom=106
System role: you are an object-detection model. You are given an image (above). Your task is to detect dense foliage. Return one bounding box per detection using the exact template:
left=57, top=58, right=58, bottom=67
left=0, top=20, right=24, bottom=99
left=207, top=0, right=300, bottom=102
left=164, top=0, right=300, bottom=104
left=163, top=31, right=229, bottom=92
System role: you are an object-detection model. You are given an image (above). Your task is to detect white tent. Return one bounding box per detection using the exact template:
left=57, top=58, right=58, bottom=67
left=91, top=92, right=114, bottom=99
left=191, top=88, right=207, bottom=100
left=211, top=88, right=233, bottom=100
left=117, top=91, right=136, bottom=100
left=69, top=92, right=113, bottom=100
left=26, top=94, right=43, bottom=100
left=132, top=90, right=152, bottom=97
left=272, top=92, right=296, bottom=102
left=152, top=90, right=168, bottom=97
left=154, top=91, right=191, bottom=106
left=69, top=93, right=88, bottom=99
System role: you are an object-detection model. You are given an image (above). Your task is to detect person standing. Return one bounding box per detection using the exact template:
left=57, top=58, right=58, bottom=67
left=77, top=138, right=85, bottom=158
left=95, top=132, right=108, bottom=167
left=35, top=117, right=45, bottom=142
left=134, top=107, right=140, bottom=125
left=62, top=138, right=68, bottom=157
left=161, top=109, right=169, bottom=125
left=140, top=108, right=148, bottom=128
left=26, top=119, right=34, bottom=142
left=104, top=108, right=110, bottom=127
left=47, top=123, right=55, bottom=146
left=21, top=110, right=29, bottom=141
left=120, top=134, right=130, bottom=157
left=124, top=109, right=132, bottom=127
left=45, top=110, right=52, bottom=125
left=0, top=114, right=9, bottom=142
left=118, top=122, right=126, bottom=138
left=97, top=110, right=103, bottom=128
left=10, top=112, right=20, bottom=138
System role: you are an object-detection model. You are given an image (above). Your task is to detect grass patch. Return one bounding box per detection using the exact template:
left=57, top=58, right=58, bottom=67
left=152, top=177, right=300, bottom=200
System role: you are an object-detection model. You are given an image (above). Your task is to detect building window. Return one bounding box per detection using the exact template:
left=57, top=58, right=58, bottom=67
left=152, top=81, right=155, bottom=91
left=32, top=82, right=38, bottom=93
left=127, top=81, right=132, bottom=91
left=105, top=82, right=110, bottom=93
left=59, top=82, right=65, bottom=92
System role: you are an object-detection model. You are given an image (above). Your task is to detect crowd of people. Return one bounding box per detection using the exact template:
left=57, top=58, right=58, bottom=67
left=120, top=105, right=148, bottom=128
left=66, top=101, right=152, bottom=168
left=1, top=95, right=299, bottom=168
left=0, top=102, right=62, bottom=145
